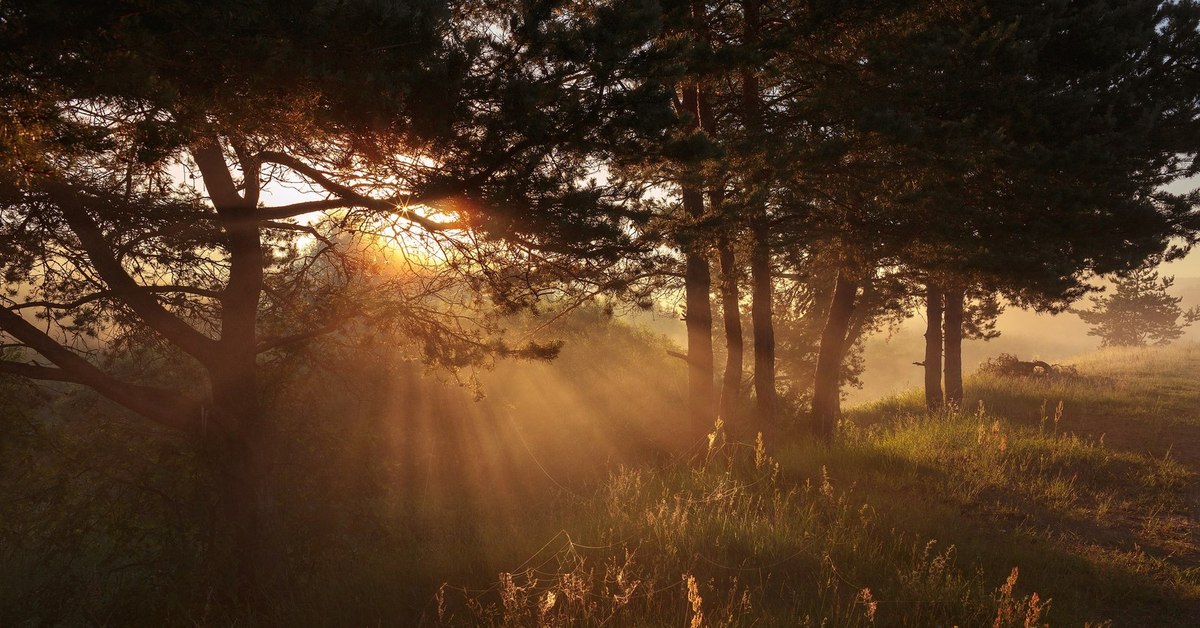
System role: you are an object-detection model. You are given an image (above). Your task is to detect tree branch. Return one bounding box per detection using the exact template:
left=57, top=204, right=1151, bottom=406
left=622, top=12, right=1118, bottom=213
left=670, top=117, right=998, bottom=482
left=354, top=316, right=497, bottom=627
left=0, top=359, right=78, bottom=383
left=0, top=308, right=202, bottom=432
left=192, top=140, right=247, bottom=211
left=254, top=198, right=358, bottom=220
left=255, top=151, right=464, bottom=232
left=42, top=179, right=221, bottom=365
left=8, top=286, right=223, bottom=311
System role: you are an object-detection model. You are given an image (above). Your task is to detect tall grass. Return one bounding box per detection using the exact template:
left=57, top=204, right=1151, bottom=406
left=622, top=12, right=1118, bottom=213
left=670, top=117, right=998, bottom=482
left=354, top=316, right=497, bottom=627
left=434, top=345, right=1200, bottom=627
left=433, top=420, right=1047, bottom=627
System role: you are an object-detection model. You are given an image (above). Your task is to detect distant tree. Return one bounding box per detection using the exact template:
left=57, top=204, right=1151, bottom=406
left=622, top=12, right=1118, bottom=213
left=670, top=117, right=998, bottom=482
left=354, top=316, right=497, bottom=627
left=1076, top=269, right=1200, bottom=347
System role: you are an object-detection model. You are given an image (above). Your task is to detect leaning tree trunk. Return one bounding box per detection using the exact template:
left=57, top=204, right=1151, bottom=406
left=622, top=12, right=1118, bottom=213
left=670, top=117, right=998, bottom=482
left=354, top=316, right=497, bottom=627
left=811, top=271, right=858, bottom=441
left=679, top=80, right=715, bottom=436
left=924, top=284, right=944, bottom=412
left=943, top=287, right=965, bottom=408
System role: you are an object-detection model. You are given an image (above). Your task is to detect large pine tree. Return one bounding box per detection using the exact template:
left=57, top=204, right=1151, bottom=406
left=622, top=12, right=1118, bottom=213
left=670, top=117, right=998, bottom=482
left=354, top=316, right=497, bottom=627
left=0, top=0, right=674, bottom=600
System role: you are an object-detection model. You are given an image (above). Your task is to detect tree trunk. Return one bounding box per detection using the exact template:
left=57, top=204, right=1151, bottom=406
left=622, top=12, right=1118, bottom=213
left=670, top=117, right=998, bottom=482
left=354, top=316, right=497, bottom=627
left=944, top=287, right=964, bottom=408
left=750, top=224, right=776, bottom=424
left=195, top=140, right=272, bottom=603
left=218, top=220, right=272, bottom=602
left=716, top=229, right=743, bottom=422
left=741, top=0, right=776, bottom=426
left=210, top=376, right=270, bottom=603
left=696, top=60, right=741, bottom=425
left=679, top=81, right=715, bottom=435
left=684, top=238, right=715, bottom=434
left=924, top=284, right=944, bottom=412
left=811, top=271, right=858, bottom=441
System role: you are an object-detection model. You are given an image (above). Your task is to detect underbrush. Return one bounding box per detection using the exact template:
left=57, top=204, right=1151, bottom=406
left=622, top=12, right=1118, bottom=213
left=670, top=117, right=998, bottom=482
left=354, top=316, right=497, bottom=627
left=434, top=420, right=1053, bottom=627
left=438, top=379, right=1197, bottom=627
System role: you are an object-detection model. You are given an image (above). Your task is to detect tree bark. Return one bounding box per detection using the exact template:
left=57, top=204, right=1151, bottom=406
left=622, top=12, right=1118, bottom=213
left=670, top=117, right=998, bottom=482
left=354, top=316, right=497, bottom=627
left=195, top=141, right=272, bottom=602
left=679, top=82, right=715, bottom=434
left=943, top=286, right=964, bottom=408
left=716, top=224, right=743, bottom=422
left=750, top=224, right=776, bottom=426
left=741, top=0, right=776, bottom=425
left=696, top=57, right=742, bottom=425
left=209, top=374, right=269, bottom=603
left=811, top=270, right=858, bottom=441
left=924, top=283, right=944, bottom=412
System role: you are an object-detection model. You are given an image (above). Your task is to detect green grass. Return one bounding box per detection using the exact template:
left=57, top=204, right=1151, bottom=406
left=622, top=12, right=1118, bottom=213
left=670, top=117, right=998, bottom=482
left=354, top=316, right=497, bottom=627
left=423, top=344, right=1200, bottom=627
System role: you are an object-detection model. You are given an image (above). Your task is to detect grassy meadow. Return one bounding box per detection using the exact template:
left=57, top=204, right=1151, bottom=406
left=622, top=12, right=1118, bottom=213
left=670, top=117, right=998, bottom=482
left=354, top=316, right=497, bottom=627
left=423, top=344, right=1200, bottom=627
left=3, top=339, right=1199, bottom=626
left=320, top=343, right=1199, bottom=626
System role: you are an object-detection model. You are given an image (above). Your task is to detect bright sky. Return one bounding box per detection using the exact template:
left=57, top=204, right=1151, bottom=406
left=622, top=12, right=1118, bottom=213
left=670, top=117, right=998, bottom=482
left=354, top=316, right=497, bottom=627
left=1157, top=175, right=1200, bottom=278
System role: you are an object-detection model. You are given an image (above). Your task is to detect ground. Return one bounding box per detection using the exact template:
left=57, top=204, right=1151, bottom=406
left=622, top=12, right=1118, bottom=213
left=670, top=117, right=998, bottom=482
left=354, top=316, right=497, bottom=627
left=426, top=343, right=1200, bottom=626
left=4, top=341, right=1199, bottom=626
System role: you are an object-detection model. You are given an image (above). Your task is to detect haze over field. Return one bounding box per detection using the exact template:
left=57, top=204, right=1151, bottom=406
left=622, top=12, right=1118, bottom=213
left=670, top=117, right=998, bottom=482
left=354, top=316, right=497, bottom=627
left=849, top=275, right=1200, bottom=403
left=639, top=273, right=1200, bottom=406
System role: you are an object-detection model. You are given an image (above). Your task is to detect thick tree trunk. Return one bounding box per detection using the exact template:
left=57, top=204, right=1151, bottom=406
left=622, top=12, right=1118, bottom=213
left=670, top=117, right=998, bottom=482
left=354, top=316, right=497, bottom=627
left=210, top=376, right=269, bottom=603
left=195, top=141, right=272, bottom=602
left=216, top=227, right=271, bottom=601
left=679, top=82, right=715, bottom=435
left=716, top=230, right=743, bottom=421
left=924, top=284, right=944, bottom=412
left=811, top=271, right=858, bottom=441
left=944, top=287, right=965, bottom=408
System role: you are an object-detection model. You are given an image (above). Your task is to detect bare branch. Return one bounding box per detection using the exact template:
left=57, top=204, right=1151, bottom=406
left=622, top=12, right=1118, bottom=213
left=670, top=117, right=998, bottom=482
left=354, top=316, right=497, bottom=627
left=254, top=198, right=358, bottom=220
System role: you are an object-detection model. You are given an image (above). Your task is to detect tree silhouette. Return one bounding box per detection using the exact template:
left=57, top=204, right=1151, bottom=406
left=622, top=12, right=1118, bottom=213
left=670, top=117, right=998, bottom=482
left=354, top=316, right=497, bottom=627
left=1077, top=269, right=1200, bottom=347
left=0, top=0, right=671, bottom=601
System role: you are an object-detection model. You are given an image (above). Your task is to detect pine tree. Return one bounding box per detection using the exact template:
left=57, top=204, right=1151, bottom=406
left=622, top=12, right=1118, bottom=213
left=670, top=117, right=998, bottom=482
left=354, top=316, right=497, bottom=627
left=1077, top=269, right=1200, bottom=347
left=0, top=0, right=674, bottom=601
